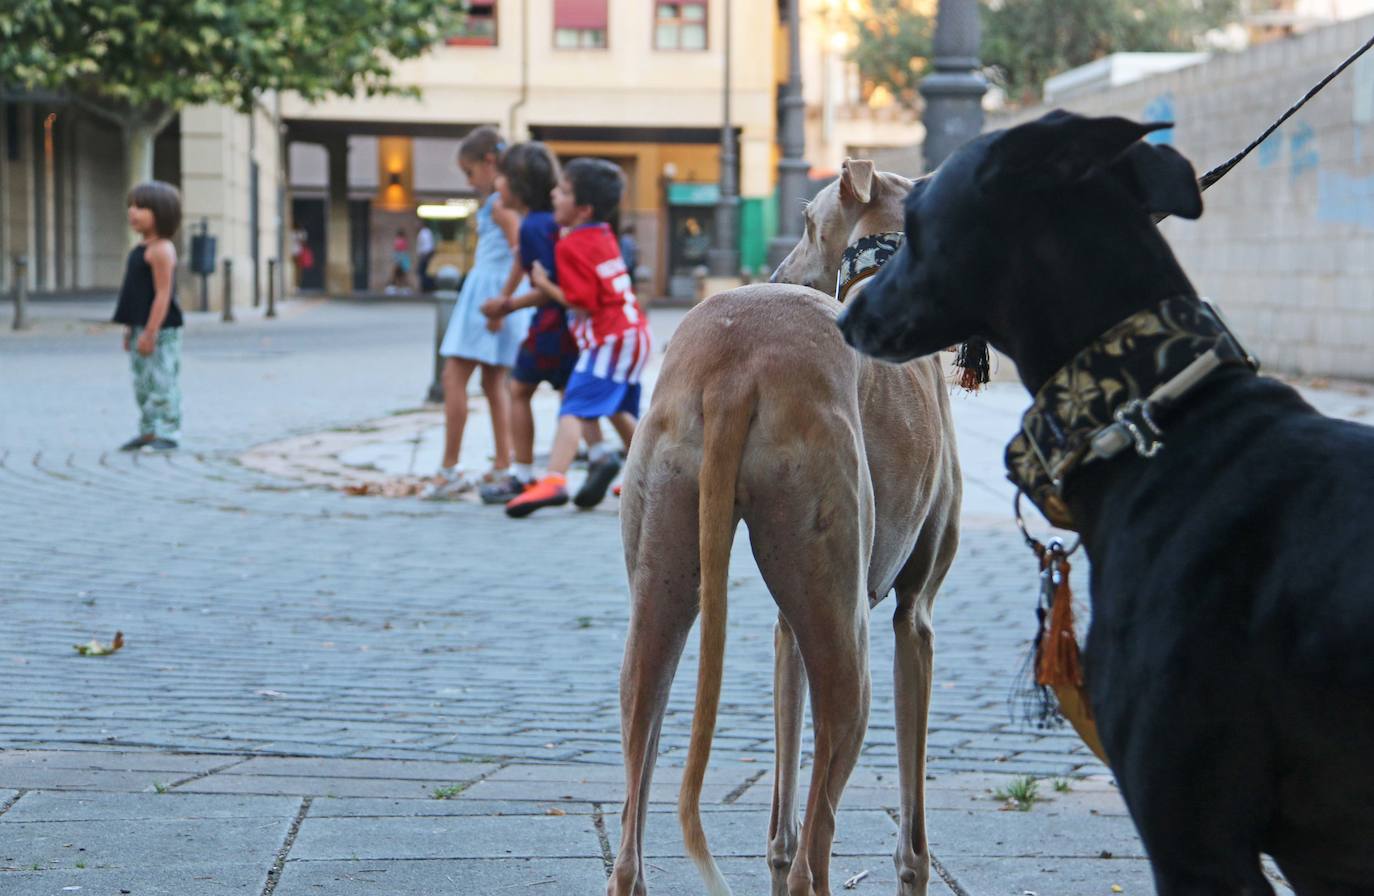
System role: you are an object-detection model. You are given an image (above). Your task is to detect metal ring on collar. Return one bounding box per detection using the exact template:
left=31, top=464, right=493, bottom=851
left=1014, top=489, right=1082, bottom=557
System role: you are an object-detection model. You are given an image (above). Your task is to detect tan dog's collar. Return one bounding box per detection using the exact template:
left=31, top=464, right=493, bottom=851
left=836, top=232, right=904, bottom=304
left=1007, top=296, right=1258, bottom=530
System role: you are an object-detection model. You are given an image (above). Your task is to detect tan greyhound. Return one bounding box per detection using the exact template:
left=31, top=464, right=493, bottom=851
left=612, top=161, right=962, bottom=896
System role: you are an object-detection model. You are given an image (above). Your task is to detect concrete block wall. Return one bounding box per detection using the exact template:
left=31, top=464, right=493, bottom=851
left=180, top=100, right=284, bottom=313
left=998, top=15, right=1374, bottom=379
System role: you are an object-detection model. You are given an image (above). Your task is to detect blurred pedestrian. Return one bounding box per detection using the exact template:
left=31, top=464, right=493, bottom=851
left=388, top=229, right=412, bottom=293
left=618, top=223, right=639, bottom=288
left=423, top=126, right=533, bottom=500
left=113, top=181, right=184, bottom=453
left=417, top=221, right=436, bottom=292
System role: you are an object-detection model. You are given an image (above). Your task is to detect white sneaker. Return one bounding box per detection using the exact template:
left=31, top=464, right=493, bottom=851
left=419, top=468, right=472, bottom=501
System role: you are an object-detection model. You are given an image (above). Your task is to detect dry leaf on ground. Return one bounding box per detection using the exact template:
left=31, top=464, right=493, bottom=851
left=74, top=631, right=124, bottom=656
left=342, top=478, right=426, bottom=497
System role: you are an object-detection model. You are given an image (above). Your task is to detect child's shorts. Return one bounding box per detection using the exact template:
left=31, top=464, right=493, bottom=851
left=559, top=334, right=649, bottom=420
left=512, top=304, right=579, bottom=390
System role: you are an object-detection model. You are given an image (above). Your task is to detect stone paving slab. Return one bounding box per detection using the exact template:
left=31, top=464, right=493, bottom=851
left=628, top=856, right=959, bottom=896
left=0, top=750, right=231, bottom=775
left=306, top=796, right=602, bottom=818
left=273, top=857, right=609, bottom=894
left=0, top=768, right=199, bottom=793
left=937, top=855, right=1160, bottom=896
left=0, top=816, right=292, bottom=870
left=174, top=774, right=471, bottom=799
left=287, top=813, right=604, bottom=861
left=608, top=808, right=900, bottom=860
left=925, top=807, right=1147, bottom=859
left=220, top=756, right=501, bottom=781
left=0, top=864, right=269, bottom=895
left=0, top=791, right=299, bottom=822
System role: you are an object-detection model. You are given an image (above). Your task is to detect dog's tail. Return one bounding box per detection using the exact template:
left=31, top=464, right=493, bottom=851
left=679, top=383, right=753, bottom=896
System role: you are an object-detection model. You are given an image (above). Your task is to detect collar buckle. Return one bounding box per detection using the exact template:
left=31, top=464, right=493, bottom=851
left=1112, top=398, right=1165, bottom=458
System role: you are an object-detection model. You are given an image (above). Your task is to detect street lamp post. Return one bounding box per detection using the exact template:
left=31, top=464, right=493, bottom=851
left=919, top=0, right=988, bottom=172
left=708, top=0, right=740, bottom=278
left=766, top=0, right=808, bottom=272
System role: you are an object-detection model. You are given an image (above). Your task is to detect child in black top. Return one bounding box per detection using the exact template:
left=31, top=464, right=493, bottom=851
left=112, top=181, right=184, bottom=452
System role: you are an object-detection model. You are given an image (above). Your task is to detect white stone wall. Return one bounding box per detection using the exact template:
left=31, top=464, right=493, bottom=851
left=71, top=114, right=128, bottom=290
left=999, top=15, right=1374, bottom=378
left=179, top=100, right=285, bottom=312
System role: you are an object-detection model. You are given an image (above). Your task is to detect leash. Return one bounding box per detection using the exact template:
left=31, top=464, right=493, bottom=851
left=1184, top=31, right=1374, bottom=204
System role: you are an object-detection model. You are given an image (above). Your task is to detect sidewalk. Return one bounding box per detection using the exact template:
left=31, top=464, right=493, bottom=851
left=6, top=296, right=1361, bottom=894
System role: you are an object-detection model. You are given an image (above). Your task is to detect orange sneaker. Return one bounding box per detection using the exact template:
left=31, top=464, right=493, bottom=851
left=505, top=474, right=569, bottom=518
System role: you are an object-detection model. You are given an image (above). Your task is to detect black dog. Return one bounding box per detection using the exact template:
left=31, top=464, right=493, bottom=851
left=838, top=110, right=1374, bottom=896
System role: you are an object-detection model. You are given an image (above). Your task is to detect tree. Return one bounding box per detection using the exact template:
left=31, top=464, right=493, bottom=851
left=847, top=0, right=1236, bottom=109
left=847, top=0, right=934, bottom=109
left=0, top=0, right=453, bottom=191
left=983, top=0, right=1237, bottom=104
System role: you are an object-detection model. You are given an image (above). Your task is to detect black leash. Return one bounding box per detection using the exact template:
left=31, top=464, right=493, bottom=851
left=1195, top=31, right=1374, bottom=196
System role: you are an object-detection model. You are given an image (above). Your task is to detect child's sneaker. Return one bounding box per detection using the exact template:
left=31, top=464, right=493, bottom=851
left=505, top=474, right=569, bottom=518
left=119, top=434, right=154, bottom=452
left=142, top=438, right=178, bottom=452
left=574, top=452, right=623, bottom=509
left=420, top=467, right=470, bottom=501
left=479, top=474, right=529, bottom=505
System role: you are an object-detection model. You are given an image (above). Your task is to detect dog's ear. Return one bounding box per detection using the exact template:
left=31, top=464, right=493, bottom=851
left=840, top=159, right=876, bottom=205
left=979, top=110, right=1173, bottom=192
left=1108, top=141, right=1203, bottom=220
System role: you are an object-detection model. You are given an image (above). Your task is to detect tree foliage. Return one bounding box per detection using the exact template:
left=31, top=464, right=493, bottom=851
left=983, top=0, right=1237, bottom=104
left=847, top=0, right=933, bottom=108
left=0, top=0, right=452, bottom=134
left=847, top=0, right=1237, bottom=108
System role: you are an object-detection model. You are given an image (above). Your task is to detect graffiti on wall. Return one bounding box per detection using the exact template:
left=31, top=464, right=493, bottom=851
left=1143, top=93, right=1176, bottom=145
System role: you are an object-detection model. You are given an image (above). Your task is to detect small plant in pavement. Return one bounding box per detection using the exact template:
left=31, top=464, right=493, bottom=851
left=432, top=783, right=467, bottom=800
left=152, top=781, right=168, bottom=794
left=993, top=775, right=1040, bottom=811
left=1052, top=778, right=1071, bottom=793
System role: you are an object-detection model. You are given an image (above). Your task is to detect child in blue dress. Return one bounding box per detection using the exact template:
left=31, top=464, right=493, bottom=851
left=423, top=127, right=535, bottom=500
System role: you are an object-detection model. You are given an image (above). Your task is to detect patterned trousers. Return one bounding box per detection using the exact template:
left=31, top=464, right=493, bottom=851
left=129, top=326, right=182, bottom=440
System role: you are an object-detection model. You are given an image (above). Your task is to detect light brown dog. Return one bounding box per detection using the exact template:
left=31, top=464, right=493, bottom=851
left=611, top=161, right=961, bottom=896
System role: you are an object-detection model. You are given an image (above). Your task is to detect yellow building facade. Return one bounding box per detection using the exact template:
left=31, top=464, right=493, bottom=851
left=282, top=0, right=784, bottom=298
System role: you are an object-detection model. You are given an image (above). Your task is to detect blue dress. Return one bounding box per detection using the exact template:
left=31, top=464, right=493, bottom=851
left=439, top=194, right=533, bottom=365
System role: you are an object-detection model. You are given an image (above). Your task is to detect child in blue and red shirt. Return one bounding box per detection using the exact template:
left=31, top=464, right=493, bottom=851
left=476, top=141, right=583, bottom=503
left=506, top=158, right=650, bottom=517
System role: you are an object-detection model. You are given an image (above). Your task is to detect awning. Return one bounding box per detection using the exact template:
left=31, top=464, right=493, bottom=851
left=555, top=0, right=608, bottom=30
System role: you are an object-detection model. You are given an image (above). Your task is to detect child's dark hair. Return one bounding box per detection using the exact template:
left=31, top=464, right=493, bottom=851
left=563, top=158, right=624, bottom=224
left=459, top=126, right=506, bottom=164
left=126, top=181, right=182, bottom=238
left=498, top=142, right=560, bottom=213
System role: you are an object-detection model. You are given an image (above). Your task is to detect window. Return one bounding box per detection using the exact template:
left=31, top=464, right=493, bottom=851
left=447, top=1, right=497, bottom=46
left=655, top=2, right=707, bottom=51
left=554, top=0, right=608, bottom=49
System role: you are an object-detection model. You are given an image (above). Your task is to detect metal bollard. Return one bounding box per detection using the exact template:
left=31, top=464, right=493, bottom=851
left=221, top=258, right=235, bottom=323
left=266, top=258, right=277, bottom=318
left=427, top=266, right=462, bottom=403
left=11, top=255, right=28, bottom=331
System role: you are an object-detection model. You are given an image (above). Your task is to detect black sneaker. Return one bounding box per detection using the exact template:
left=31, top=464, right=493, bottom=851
left=479, top=474, right=529, bottom=505
left=142, top=438, right=179, bottom=453
left=574, top=452, right=623, bottom=509
left=119, top=434, right=154, bottom=451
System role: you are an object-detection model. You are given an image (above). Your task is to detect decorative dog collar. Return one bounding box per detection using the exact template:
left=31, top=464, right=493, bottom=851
left=1006, top=296, right=1258, bottom=530
left=836, top=232, right=905, bottom=304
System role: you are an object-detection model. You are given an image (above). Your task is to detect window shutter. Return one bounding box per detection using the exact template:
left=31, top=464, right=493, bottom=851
left=554, top=0, right=608, bottom=30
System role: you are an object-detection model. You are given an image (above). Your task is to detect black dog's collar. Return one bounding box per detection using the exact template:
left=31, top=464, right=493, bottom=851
left=837, top=232, right=904, bottom=304
left=1007, top=296, right=1258, bottom=530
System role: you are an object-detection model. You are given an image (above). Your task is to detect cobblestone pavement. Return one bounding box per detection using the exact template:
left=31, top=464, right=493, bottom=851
left=4, top=297, right=1352, bottom=894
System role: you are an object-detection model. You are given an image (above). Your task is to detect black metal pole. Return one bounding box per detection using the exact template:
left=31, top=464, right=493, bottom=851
left=707, top=0, right=740, bottom=278
left=221, top=258, right=235, bottom=323
left=766, top=0, right=808, bottom=271
left=11, top=255, right=28, bottom=331
left=919, top=0, right=988, bottom=172
left=266, top=258, right=277, bottom=318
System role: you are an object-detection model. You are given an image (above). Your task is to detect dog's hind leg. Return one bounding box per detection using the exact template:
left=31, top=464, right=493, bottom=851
left=889, top=516, right=958, bottom=896
left=1151, top=863, right=1276, bottom=896
left=610, top=472, right=704, bottom=896
left=749, top=487, right=873, bottom=895
left=767, top=615, right=806, bottom=896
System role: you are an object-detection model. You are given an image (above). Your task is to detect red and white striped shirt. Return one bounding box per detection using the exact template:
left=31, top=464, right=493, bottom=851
left=556, top=222, right=651, bottom=382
